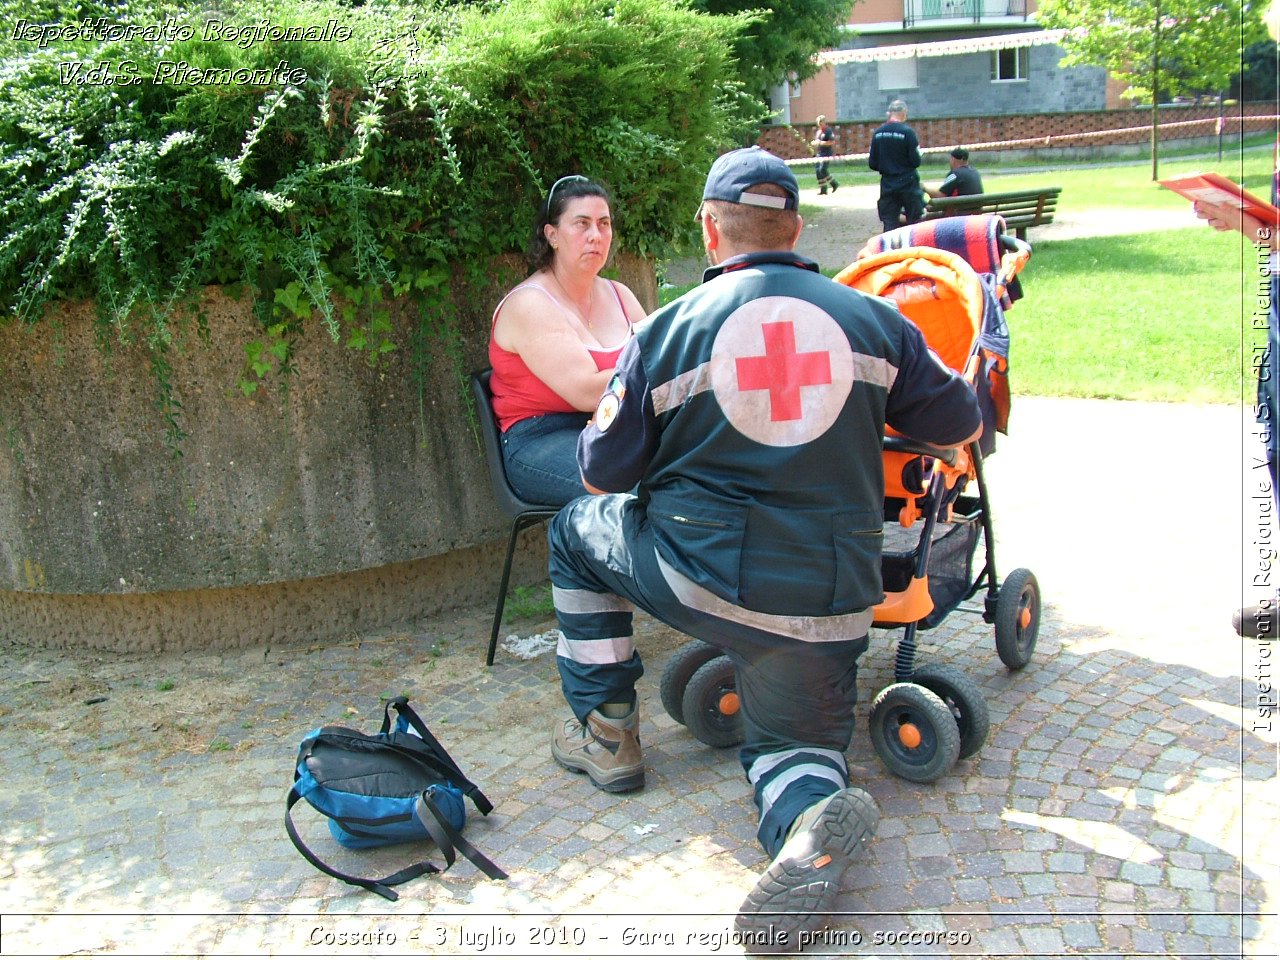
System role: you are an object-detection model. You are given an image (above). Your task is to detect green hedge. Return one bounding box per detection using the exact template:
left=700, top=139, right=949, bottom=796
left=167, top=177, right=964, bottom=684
left=0, top=0, right=761, bottom=365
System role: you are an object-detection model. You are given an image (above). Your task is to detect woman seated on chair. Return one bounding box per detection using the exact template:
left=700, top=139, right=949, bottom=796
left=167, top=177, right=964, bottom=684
left=488, top=175, right=646, bottom=506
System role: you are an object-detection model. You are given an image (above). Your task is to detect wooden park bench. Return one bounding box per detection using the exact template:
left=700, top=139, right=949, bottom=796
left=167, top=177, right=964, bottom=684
left=922, top=186, right=1062, bottom=240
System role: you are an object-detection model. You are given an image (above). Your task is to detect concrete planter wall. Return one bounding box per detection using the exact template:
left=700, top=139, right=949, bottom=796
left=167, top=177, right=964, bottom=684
left=0, top=253, right=657, bottom=652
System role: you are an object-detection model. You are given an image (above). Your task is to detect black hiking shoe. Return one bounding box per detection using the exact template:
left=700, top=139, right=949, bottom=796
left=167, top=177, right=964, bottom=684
left=735, top=787, right=879, bottom=954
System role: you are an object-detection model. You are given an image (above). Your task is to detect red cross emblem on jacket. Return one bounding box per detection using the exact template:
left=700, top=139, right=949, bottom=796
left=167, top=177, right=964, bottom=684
left=735, top=321, right=834, bottom=422
left=710, top=297, right=855, bottom=447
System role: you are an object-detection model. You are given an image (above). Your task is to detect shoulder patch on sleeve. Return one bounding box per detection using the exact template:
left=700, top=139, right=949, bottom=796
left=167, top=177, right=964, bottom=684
left=594, top=391, right=621, bottom=432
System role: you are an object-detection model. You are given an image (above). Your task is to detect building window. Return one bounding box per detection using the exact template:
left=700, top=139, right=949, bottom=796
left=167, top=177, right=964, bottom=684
left=991, top=47, right=1029, bottom=82
left=878, top=56, right=918, bottom=90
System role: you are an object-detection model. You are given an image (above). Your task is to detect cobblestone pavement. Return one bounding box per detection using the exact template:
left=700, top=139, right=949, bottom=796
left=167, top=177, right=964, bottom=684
left=1, top=396, right=1275, bottom=959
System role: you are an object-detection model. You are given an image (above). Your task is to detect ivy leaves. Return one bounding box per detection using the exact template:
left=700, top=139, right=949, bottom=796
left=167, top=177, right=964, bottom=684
left=1, top=0, right=759, bottom=448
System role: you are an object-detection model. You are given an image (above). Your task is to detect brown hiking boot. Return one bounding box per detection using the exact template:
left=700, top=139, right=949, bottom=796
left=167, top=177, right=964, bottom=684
left=735, top=787, right=879, bottom=954
left=552, top=706, right=644, bottom=793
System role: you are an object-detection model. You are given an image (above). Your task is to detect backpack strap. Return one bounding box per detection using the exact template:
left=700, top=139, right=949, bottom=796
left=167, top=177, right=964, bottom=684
left=285, top=784, right=508, bottom=901
left=415, top=792, right=508, bottom=881
left=285, top=785, right=440, bottom=902
left=383, top=697, right=495, bottom=815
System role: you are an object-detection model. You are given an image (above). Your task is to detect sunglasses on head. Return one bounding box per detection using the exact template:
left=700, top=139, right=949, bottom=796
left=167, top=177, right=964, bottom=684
left=546, top=174, right=590, bottom=211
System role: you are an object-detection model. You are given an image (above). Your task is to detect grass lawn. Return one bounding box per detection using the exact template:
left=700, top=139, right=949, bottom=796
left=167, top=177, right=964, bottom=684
left=787, top=141, right=1270, bottom=405
left=1011, top=228, right=1254, bottom=404
left=663, top=228, right=1254, bottom=404
left=987, top=147, right=1274, bottom=212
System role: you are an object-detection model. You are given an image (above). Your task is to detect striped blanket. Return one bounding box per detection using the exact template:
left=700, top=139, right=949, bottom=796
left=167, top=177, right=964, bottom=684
left=857, top=213, right=1023, bottom=307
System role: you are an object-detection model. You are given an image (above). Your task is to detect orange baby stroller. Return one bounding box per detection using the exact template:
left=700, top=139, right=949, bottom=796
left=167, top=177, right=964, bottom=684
left=835, top=213, right=1041, bottom=782
left=659, top=214, right=1042, bottom=784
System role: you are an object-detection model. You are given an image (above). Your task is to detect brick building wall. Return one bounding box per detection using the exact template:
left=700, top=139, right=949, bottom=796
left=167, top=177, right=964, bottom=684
left=758, top=101, right=1277, bottom=161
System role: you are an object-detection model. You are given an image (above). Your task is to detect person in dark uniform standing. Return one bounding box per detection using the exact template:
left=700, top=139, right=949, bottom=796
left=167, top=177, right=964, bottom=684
left=868, top=98, right=923, bottom=233
left=811, top=114, right=839, bottom=196
left=926, top=147, right=983, bottom=199
left=545, top=146, right=983, bottom=948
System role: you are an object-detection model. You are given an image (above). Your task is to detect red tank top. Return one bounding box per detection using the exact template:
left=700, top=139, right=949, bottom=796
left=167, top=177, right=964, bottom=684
left=489, top=280, right=631, bottom=431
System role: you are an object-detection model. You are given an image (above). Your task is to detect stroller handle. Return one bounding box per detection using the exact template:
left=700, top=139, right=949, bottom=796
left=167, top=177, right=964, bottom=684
left=997, top=234, right=1032, bottom=257
left=883, top=436, right=960, bottom=466
left=996, top=232, right=1032, bottom=296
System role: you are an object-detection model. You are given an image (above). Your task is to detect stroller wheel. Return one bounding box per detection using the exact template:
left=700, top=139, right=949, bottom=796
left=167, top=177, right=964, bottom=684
left=995, top=568, right=1041, bottom=670
left=660, top=639, right=720, bottom=725
left=912, top=663, right=989, bottom=760
left=682, top=656, right=745, bottom=748
left=869, top=682, right=961, bottom=783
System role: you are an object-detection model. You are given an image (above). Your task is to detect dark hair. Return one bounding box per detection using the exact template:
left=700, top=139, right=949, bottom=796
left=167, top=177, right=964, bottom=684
left=528, top=176, right=613, bottom=273
left=950, top=148, right=969, bottom=161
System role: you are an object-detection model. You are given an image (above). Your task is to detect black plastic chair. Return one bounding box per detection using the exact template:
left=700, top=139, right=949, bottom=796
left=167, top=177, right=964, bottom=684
left=469, top=369, right=560, bottom=666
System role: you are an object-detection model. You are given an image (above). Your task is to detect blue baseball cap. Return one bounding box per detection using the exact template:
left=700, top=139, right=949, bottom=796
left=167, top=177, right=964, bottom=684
left=701, top=147, right=799, bottom=211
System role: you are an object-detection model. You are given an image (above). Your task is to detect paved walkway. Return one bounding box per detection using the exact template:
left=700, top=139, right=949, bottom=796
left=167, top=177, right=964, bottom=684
left=1, top=397, right=1274, bottom=959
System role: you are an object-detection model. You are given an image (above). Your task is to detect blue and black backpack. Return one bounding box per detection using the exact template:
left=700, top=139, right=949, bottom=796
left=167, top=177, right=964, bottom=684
left=285, top=696, right=506, bottom=900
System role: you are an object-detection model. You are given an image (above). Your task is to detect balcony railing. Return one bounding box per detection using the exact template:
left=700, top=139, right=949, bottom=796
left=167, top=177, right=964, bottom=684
left=903, top=0, right=1028, bottom=27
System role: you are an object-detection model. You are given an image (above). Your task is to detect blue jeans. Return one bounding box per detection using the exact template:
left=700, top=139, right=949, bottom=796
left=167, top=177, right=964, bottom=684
left=501, top=412, right=591, bottom=507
